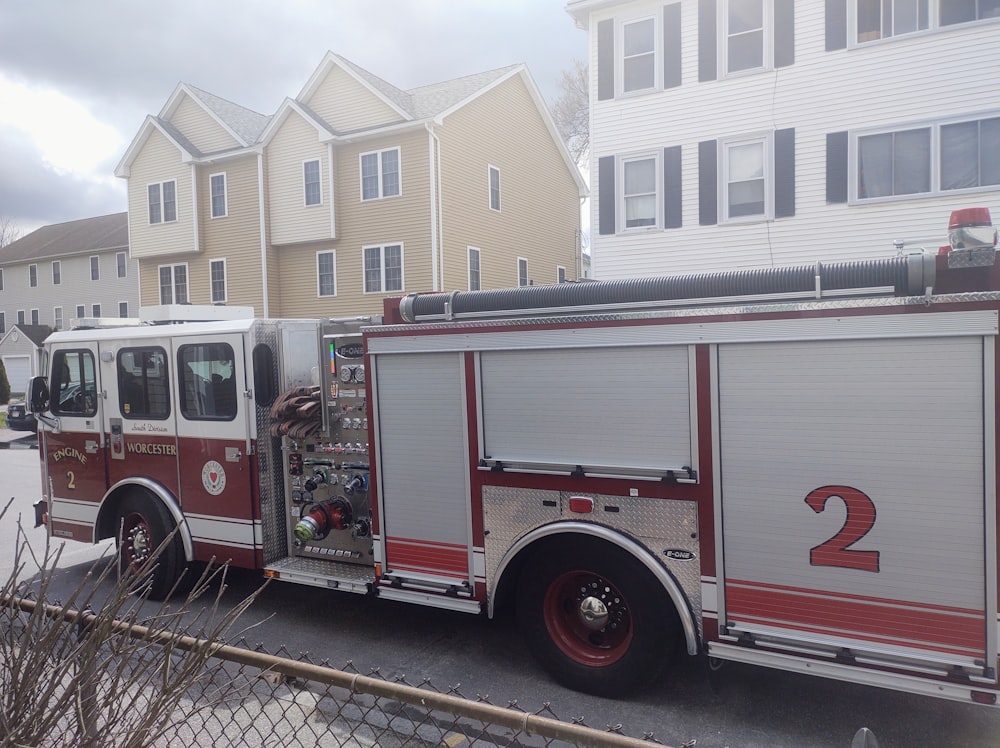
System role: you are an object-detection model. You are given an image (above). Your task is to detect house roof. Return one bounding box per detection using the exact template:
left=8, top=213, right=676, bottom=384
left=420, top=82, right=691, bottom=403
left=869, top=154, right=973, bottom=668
left=0, top=212, right=128, bottom=265
left=1, top=324, right=52, bottom=347
left=181, top=84, right=272, bottom=145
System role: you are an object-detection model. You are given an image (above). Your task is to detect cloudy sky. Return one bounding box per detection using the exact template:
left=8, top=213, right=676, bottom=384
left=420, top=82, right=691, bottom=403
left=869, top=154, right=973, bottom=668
left=0, top=0, right=587, bottom=235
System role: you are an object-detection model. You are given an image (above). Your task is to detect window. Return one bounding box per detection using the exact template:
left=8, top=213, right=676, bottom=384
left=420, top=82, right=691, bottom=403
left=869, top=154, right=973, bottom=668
left=117, top=252, right=127, bottom=278
left=858, top=127, right=931, bottom=199
left=317, top=251, right=336, bottom=297
left=76, top=305, right=85, bottom=319
left=304, top=160, right=322, bottom=206
left=518, top=257, right=529, bottom=287
left=92, top=304, right=101, bottom=318
left=53, top=307, right=63, bottom=330
left=90, top=256, right=100, bottom=281
left=622, top=155, right=658, bottom=228
left=210, top=173, right=227, bottom=218
left=363, top=244, right=403, bottom=293
left=558, top=266, right=566, bottom=283
left=0, top=313, right=4, bottom=334
left=489, top=166, right=501, bottom=211
left=118, top=347, right=170, bottom=420
left=119, top=301, right=129, bottom=318
left=17, top=310, right=25, bottom=325
left=468, top=247, right=481, bottom=291
left=51, top=349, right=98, bottom=417
left=30, top=309, right=39, bottom=325
left=941, top=116, right=1000, bottom=190
left=724, top=136, right=769, bottom=219
left=148, top=180, right=177, bottom=224
left=159, top=264, right=189, bottom=304
left=29, top=264, right=37, bottom=288
left=941, top=0, right=1000, bottom=24
left=726, top=0, right=765, bottom=73
left=178, top=342, right=237, bottom=421
left=856, top=0, right=928, bottom=42
left=360, top=148, right=400, bottom=200
left=52, top=261, right=61, bottom=285
left=622, top=17, right=656, bottom=92
left=0, top=268, right=4, bottom=290
left=209, top=259, right=227, bottom=303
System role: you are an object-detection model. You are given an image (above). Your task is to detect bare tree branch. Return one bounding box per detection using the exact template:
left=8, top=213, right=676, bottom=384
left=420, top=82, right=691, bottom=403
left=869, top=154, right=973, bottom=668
left=549, top=59, right=589, bottom=166
left=0, top=216, right=22, bottom=248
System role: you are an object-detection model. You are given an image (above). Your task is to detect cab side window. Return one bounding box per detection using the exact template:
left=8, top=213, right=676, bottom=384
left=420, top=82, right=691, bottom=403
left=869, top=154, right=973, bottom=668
left=118, top=348, right=170, bottom=419
left=178, top=343, right=238, bottom=421
left=51, top=349, right=98, bottom=417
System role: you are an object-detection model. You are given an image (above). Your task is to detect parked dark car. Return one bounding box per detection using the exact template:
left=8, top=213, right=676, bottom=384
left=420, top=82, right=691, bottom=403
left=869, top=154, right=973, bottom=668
left=5, top=400, right=37, bottom=431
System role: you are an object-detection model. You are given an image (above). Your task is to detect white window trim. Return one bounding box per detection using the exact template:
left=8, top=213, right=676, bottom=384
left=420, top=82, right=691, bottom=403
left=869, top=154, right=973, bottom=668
left=53, top=306, right=63, bottom=330
left=209, top=172, right=228, bottom=218
left=30, top=308, right=39, bottom=325
left=16, top=310, right=25, bottom=325
left=618, top=151, right=661, bottom=233
left=517, top=257, right=529, bottom=287
left=488, top=165, right=501, bottom=212
left=304, top=158, right=323, bottom=207
left=719, top=131, right=773, bottom=224
left=118, top=301, right=129, bottom=318
left=359, top=147, right=402, bottom=201
left=158, top=263, right=190, bottom=305
left=316, top=250, right=337, bottom=298
left=721, top=0, right=773, bottom=78
left=147, top=179, right=178, bottom=224
left=91, top=304, right=101, bottom=318
left=116, top=251, right=128, bottom=279
left=848, top=0, right=1000, bottom=47
left=75, top=305, right=85, bottom=319
left=28, top=264, right=37, bottom=288
left=362, top=243, right=405, bottom=294
left=52, top=261, right=61, bottom=285
left=618, top=13, right=660, bottom=96
left=557, top=266, right=567, bottom=283
left=210, top=258, right=229, bottom=304
left=90, top=255, right=100, bottom=281
left=468, top=246, right=482, bottom=291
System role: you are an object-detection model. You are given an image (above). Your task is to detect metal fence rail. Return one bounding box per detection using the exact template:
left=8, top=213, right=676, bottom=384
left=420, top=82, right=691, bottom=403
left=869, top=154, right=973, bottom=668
left=2, top=594, right=668, bottom=747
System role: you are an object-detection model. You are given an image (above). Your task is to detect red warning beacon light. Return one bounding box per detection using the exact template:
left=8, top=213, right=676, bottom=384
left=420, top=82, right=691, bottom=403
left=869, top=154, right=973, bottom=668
left=941, top=207, right=998, bottom=254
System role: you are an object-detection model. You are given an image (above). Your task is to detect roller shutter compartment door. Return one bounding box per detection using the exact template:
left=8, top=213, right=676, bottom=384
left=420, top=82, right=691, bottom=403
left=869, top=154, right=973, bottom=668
left=717, top=336, right=991, bottom=672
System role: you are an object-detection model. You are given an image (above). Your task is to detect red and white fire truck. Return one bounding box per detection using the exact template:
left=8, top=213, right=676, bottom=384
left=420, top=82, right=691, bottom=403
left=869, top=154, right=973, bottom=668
left=29, top=208, right=1000, bottom=705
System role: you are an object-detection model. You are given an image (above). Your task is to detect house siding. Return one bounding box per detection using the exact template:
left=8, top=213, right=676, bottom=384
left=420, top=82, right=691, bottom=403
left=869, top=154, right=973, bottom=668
left=127, top=129, right=196, bottom=259
left=438, top=75, right=582, bottom=290
left=306, top=66, right=403, bottom=132
left=586, top=1, right=1000, bottom=279
left=266, top=113, right=332, bottom=246
left=169, top=94, right=241, bottom=153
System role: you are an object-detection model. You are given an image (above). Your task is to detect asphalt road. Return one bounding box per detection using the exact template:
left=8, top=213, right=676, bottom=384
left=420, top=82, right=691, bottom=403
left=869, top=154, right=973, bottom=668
left=3, top=446, right=999, bottom=747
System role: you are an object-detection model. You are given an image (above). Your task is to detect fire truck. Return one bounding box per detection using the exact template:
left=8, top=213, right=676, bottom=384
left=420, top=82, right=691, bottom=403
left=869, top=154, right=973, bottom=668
left=28, top=208, right=1000, bottom=705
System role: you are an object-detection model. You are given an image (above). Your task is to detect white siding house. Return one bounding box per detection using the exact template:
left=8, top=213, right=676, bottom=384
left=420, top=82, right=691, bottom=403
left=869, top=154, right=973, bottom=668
left=567, top=1, right=1000, bottom=279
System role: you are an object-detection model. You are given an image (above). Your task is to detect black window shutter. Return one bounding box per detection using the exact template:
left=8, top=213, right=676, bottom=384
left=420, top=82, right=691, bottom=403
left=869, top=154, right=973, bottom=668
left=774, top=128, right=795, bottom=218
left=698, top=0, right=717, bottom=82
left=664, top=146, right=683, bottom=228
left=664, top=4, right=682, bottom=89
left=825, top=0, right=847, bottom=51
left=698, top=140, right=718, bottom=226
left=598, top=155, right=616, bottom=235
left=597, top=19, right=615, bottom=101
left=774, top=0, right=795, bottom=68
left=826, top=131, right=849, bottom=203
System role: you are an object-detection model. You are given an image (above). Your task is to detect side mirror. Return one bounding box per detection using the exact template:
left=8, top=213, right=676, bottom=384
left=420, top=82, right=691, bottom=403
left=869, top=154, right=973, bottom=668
left=28, top=376, right=50, bottom=414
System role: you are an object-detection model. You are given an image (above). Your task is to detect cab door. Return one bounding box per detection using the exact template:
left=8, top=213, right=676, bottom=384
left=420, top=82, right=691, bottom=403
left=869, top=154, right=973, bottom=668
left=44, top=343, right=107, bottom=543
left=170, top=333, right=257, bottom=568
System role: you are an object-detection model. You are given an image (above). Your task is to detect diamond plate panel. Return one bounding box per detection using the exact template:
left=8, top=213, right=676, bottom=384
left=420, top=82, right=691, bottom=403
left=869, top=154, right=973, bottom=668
left=249, top=322, right=287, bottom=564
left=483, top=487, right=702, bottom=634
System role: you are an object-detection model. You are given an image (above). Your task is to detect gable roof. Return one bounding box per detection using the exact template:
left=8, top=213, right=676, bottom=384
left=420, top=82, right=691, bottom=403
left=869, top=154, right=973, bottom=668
left=162, top=83, right=271, bottom=147
left=0, top=324, right=52, bottom=347
left=0, top=213, right=128, bottom=265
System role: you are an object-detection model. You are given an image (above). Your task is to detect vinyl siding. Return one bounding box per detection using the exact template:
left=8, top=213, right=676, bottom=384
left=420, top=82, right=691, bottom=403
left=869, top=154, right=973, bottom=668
left=305, top=65, right=404, bottom=132
left=273, top=128, right=431, bottom=318
left=437, top=75, right=582, bottom=290
left=127, top=129, right=196, bottom=259
left=266, top=112, right=332, bottom=246
left=169, top=95, right=241, bottom=153
left=587, top=1, right=1000, bottom=279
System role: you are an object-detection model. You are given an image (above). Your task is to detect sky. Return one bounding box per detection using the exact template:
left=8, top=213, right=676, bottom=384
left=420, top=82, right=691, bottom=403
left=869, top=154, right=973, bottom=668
left=0, top=0, right=587, bottom=236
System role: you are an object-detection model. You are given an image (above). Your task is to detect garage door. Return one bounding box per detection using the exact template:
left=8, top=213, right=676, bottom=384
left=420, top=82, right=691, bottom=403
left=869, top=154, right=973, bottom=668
left=1, top=355, right=31, bottom=394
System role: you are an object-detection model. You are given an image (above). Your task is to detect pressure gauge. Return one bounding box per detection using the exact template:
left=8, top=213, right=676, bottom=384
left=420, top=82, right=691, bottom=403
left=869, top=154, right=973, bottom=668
left=354, top=365, right=365, bottom=383
left=340, top=365, right=353, bottom=383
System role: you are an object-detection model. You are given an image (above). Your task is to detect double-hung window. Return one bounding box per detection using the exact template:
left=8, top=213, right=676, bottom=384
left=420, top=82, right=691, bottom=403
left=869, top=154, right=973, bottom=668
left=360, top=148, right=400, bottom=200
left=317, top=251, right=336, bottom=297
left=90, top=256, right=100, bottom=281
left=52, top=261, right=61, bottom=285
left=621, top=17, right=656, bottom=93
left=488, top=166, right=501, bottom=211
left=29, top=264, right=37, bottom=288
left=159, top=264, right=189, bottom=305
left=31, top=309, right=39, bottom=325
left=91, top=304, right=101, bottom=318
left=53, top=307, right=63, bottom=330
left=726, top=0, right=766, bottom=73
left=468, top=247, right=481, bottom=291
left=117, top=251, right=127, bottom=278
left=363, top=244, right=403, bottom=293
left=148, top=180, right=177, bottom=224
left=724, top=136, right=769, bottom=219
left=210, top=173, right=227, bottom=218
left=119, top=302, right=129, bottom=318
left=304, top=160, right=322, bottom=206
left=210, top=259, right=227, bottom=303
left=622, top=155, right=658, bottom=229
left=518, top=258, right=529, bottom=287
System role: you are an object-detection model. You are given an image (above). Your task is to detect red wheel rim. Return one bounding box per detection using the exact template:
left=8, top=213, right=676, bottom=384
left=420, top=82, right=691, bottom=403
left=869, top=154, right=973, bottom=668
left=121, top=512, right=153, bottom=573
left=542, top=570, right=633, bottom=666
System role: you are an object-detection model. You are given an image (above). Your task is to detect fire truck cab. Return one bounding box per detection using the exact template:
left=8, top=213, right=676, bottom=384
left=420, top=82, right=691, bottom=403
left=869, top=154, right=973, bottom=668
left=30, top=208, right=1000, bottom=705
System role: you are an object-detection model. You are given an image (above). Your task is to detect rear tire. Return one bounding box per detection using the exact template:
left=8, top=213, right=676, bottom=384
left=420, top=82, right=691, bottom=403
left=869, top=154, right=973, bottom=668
left=515, top=537, right=679, bottom=697
left=117, top=493, right=184, bottom=600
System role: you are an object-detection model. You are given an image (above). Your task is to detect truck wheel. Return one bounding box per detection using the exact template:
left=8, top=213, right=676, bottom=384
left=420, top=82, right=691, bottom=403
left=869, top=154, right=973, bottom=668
left=117, top=494, right=184, bottom=600
left=516, top=538, right=678, bottom=697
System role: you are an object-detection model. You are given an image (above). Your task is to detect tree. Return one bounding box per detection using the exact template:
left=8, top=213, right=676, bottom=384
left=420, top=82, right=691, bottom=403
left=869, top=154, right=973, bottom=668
left=0, top=359, right=9, bottom=405
left=0, top=216, right=21, bottom=248
left=549, top=59, right=589, bottom=166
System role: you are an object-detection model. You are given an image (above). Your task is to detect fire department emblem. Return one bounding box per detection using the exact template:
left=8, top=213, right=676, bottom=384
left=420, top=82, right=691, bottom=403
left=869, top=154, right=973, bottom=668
left=201, top=460, right=227, bottom=496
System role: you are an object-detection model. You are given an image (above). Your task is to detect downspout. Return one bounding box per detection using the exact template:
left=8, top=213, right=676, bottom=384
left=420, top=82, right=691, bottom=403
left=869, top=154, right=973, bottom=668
left=191, top=164, right=200, bottom=254
left=257, top=152, right=269, bottom=318
left=427, top=124, right=440, bottom=291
